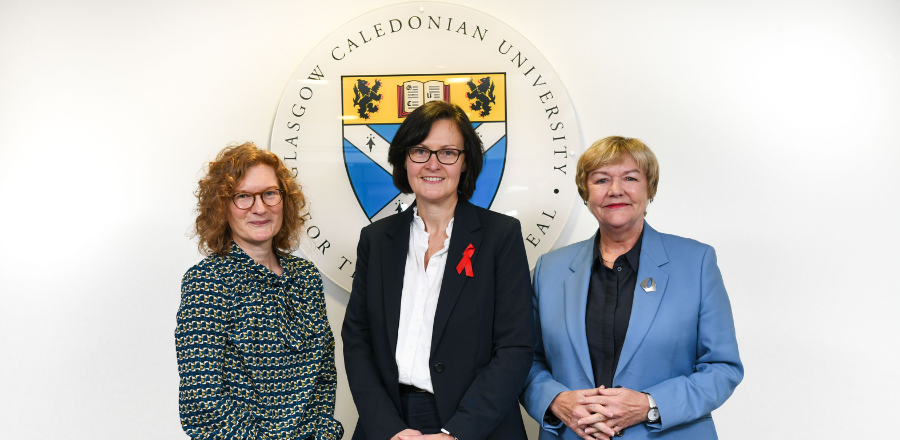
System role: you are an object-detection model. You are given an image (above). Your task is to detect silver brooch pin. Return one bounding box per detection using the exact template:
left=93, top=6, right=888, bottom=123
left=640, top=278, right=656, bottom=292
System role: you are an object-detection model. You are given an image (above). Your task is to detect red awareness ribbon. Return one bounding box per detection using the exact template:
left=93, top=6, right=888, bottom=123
left=456, top=244, right=475, bottom=277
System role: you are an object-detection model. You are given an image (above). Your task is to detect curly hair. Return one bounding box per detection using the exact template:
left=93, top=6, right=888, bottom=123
left=193, top=142, right=307, bottom=256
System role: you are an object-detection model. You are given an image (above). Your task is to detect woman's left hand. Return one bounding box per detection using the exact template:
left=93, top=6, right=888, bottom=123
left=578, top=386, right=650, bottom=434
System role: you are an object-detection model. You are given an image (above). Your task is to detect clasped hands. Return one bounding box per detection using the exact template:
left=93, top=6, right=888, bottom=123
left=549, top=386, right=650, bottom=440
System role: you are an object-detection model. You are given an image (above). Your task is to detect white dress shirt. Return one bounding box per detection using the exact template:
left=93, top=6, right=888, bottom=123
left=395, top=207, right=454, bottom=393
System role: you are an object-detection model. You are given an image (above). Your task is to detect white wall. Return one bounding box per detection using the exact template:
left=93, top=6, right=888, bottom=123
left=1, top=0, right=898, bottom=438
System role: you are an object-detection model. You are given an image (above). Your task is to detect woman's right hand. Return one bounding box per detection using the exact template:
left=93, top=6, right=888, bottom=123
left=392, top=429, right=423, bottom=440
left=550, top=389, right=616, bottom=440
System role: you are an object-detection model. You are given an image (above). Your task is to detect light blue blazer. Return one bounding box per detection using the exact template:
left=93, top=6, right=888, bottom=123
left=522, top=222, right=742, bottom=439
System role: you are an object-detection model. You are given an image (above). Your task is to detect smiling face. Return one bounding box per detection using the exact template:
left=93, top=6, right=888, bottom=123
left=586, top=155, right=649, bottom=236
left=226, top=164, right=284, bottom=252
left=406, top=119, right=467, bottom=209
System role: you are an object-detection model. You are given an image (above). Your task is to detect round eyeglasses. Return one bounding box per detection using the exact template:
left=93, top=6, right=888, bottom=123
left=231, top=188, right=285, bottom=210
left=406, top=147, right=466, bottom=165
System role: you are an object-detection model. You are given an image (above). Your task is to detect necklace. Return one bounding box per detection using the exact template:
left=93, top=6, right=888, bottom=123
left=600, top=256, right=617, bottom=269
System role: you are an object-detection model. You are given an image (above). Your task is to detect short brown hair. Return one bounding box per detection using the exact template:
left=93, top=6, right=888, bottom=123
left=387, top=101, right=484, bottom=199
left=193, top=142, right=307, bottom=256
left=576, top=136, right=660, bottom=203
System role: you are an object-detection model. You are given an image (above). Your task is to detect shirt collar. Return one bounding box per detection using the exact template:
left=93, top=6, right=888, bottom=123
left=227, top=241, right=288, bottom=279
left=412, top=206, right=455, bottom=235
left=592, top=227, right=645, bottom=271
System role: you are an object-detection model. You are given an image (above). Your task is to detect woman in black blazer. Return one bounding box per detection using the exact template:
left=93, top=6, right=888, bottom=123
left=342, top=101, right=534, bottom=440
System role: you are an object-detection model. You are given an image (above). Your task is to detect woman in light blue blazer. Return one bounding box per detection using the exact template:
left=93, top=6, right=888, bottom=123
left=522, top=137, right=742, bottom=440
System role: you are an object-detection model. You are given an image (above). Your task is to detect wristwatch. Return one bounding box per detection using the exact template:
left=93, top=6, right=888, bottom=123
left=643, top=392, right=660, bottom=424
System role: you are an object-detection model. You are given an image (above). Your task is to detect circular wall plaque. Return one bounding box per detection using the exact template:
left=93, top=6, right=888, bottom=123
left=271, top=2, right=581, bottom=291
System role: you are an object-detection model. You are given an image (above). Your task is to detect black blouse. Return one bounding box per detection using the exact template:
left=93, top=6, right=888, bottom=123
left=585, top=229, right=643, bottom=388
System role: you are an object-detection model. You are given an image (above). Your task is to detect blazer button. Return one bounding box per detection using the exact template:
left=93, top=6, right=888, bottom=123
left=434, top=363, right=444, bottom=373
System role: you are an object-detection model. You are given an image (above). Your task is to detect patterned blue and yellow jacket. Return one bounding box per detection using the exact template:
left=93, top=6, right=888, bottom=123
left=176, top=243, right=343, bottom=440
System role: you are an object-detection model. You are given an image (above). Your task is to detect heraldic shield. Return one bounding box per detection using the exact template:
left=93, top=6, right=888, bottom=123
left=341, top=73, right=507, bottom=223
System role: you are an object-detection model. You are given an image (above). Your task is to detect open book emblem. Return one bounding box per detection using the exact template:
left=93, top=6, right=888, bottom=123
left=398, top=79, right=450, bottom=117
left=341, top=73, right=508, bottom=223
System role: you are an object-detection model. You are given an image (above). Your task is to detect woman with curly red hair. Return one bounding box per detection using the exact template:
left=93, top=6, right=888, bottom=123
left=175, top=142, right=343, bottom=440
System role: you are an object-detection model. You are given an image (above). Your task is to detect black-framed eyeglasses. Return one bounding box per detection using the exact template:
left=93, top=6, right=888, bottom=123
left=231, top=188, right=285, bottom=210
left=406, top=147, right=466, bottom=165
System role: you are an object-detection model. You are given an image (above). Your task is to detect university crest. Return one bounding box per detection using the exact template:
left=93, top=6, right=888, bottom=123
left=340, top=73, right=508, bottom=223
left=269, top=2, right=582, bottom=291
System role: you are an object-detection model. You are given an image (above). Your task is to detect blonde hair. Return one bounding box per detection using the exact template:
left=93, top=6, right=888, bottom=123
left=575, top=136, right=659, bottom=203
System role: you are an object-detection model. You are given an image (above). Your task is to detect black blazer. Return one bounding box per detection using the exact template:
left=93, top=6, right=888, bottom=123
left=342, top=198, right=534, bottom=440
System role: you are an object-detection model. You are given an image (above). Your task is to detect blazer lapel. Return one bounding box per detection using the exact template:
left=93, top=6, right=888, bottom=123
left=383, top=204, right=415, bottom=357
left=431, top=199, right=482, bottom=356
left=615, top=222, right=669, bottom=379
left=564, top=235, right=596, bottom=384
